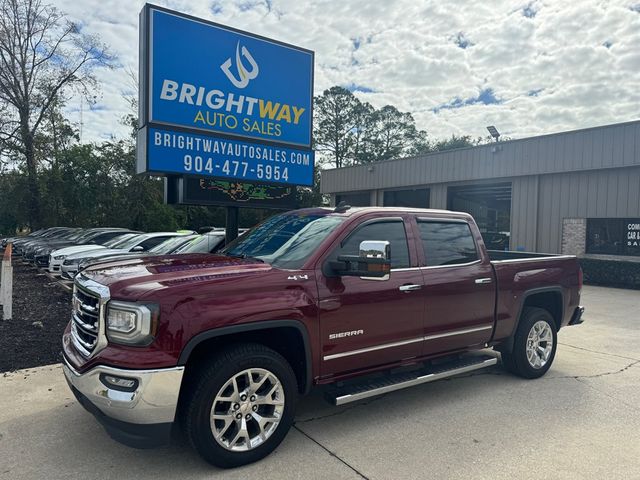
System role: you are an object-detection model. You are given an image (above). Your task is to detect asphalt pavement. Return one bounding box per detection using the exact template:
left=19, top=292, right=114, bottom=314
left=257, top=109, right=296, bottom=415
left=1, top=285, right=639, bottom=479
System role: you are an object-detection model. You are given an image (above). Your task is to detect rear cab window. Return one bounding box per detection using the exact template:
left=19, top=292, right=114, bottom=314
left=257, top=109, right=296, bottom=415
left=418, top=220, right=479, bottom=266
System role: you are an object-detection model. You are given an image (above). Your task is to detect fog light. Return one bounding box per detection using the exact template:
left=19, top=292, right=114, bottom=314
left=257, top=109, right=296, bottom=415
left=100, top=373, right=138, bottom=392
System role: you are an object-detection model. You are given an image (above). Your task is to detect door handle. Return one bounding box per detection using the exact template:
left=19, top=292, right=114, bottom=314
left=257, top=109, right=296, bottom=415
left=399, top=284, right=422, bottom=292
left=475, top=277, right=493, bottom=284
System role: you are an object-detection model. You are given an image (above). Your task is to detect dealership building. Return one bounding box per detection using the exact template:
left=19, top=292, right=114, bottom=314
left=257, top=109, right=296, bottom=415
left=320, top=120, right=640, bottom=259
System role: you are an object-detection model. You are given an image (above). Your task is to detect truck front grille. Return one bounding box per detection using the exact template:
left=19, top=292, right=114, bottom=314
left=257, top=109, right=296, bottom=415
left=71, top=285, right=102, bottom=356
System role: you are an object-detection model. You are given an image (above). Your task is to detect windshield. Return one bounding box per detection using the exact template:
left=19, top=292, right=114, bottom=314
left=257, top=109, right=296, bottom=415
left=222, top=213, right=345, bottom=269
left=63, top=230, right=85, bottom=241
left=75, top=230, right=101, bottom=244
left=103, top=233, right=137, bottom=248
left=42, top=229, right=64, bottom=238
left=48, top=230, right=73, bottom=240
left=109, top=234, right=146, bottom=250
left=175, top=234, right=225, bottom=254
left=149, top=235, right=198, bottom=254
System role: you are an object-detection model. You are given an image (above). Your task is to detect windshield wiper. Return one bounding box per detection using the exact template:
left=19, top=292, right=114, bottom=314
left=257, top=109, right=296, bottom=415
left=225, top=253, right=265, bottom=263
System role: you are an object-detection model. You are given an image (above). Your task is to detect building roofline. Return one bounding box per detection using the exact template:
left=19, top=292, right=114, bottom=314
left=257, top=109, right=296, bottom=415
left=321, top=119, right=640, bottom=174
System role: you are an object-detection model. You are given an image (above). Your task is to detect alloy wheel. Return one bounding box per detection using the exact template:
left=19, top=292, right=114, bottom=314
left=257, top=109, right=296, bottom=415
left=525, top=320, right=554, bottom=369
left=210, top=368, right=285, bottom=452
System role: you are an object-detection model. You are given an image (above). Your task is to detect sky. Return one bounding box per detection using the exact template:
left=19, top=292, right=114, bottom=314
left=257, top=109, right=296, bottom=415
left=54, top=0, right=640, bottom=144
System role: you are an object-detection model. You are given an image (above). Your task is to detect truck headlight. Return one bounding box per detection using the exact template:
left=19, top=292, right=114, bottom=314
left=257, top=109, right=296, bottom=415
left=106, top=301, right=158, bottom=345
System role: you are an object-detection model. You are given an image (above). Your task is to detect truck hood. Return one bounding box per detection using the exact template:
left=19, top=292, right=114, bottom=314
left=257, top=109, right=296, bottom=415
left=80, top=254, right=272, bottom=300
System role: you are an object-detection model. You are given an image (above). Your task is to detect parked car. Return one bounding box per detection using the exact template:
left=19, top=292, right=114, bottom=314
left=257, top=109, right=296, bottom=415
left=171, top=229, right=247, bottom=255
left=76, top=234, right=199, bottom=272
left=33, top=228, right=138, bottom=268
left=13, top=227, right=76, bottom=256
left=47, top=230, right=141, bottom=274
left=62, top=207, right=584, bottom=468
left=22, top=228, right=83, bottom=260
left=60, top=232, right=188, bottom=279
left=1, top=228, right=49, bottom=249
left=8, top=228, right=61, bottom=252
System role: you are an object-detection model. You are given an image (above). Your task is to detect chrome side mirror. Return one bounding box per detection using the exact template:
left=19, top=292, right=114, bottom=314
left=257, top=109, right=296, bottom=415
left=329, top=240, right=391, bottom=280
left=358, top=240, right=390, bottom=280
left=359, top=240, right=390, bottom=260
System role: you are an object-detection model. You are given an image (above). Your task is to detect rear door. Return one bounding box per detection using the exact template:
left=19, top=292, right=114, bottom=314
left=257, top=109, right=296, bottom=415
left=317, top=216, right=424, bottom=377
left=415, top=218, right=496, bottom=355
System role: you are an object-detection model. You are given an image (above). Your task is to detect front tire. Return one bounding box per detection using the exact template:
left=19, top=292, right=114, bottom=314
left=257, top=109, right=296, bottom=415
left=501, top=307, right=557, bottom=379
left=182, top=343, right=298, bottom=468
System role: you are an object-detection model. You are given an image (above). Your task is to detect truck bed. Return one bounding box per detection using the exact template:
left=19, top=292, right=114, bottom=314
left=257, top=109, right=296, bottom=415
left=487, top=250, right=582, bottom=342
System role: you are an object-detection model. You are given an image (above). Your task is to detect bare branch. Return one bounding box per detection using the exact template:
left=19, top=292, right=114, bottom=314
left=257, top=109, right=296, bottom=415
left=0, top=0, right=113, bottom=226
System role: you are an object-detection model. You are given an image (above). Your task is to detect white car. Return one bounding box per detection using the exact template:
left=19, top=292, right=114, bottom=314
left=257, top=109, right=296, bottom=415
left=48, top=232, right=138, bottom=275
left=60, top=232, right=188, bottom=279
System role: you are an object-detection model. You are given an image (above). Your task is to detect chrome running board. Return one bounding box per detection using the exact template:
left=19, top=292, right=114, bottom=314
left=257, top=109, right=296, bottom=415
left=327, top=354, right=498, bottom=406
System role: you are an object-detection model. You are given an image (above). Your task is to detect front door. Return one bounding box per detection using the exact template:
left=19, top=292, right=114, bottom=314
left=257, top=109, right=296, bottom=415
left=317, top=217, right=424, bottom=377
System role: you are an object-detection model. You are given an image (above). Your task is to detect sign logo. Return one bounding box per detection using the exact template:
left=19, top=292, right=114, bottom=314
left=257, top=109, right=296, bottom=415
left=220, top=42, right=259, bottom=89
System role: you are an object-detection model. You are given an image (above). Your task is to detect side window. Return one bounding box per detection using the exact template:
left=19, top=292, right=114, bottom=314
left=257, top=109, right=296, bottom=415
left=333, top=220, right=410, bottom=269
left=418, top=221, right=478, bottom=266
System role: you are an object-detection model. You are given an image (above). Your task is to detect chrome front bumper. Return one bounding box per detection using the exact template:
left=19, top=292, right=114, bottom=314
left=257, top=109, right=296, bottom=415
left=62, top=358, right=185, bottom=425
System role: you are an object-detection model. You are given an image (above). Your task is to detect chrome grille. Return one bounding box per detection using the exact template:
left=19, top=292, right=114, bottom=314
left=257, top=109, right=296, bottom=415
left=71, top=285, right=101, bottom=356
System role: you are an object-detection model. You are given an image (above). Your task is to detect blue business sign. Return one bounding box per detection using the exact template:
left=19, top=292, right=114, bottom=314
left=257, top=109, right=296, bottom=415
left=138, top=4, right=314, bottom=186
left=148, top=127, right=314, bottom=185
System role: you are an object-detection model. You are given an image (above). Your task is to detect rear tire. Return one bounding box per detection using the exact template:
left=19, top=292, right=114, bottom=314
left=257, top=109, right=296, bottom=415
left=501, top=307, right=557, bottom=379
left=181, top=343, right=298, bottom=468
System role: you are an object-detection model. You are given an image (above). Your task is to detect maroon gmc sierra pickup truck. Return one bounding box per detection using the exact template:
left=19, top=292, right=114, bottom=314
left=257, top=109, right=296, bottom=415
left=62, top=206, right=584, bottom=468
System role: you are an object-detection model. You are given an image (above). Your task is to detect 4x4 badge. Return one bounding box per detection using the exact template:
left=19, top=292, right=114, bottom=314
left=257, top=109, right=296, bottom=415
left=287, top=274, right=309, bottom=280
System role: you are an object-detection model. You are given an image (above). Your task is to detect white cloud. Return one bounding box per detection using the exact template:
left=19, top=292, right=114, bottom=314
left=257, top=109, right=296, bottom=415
left=52, top=0, right=640, bottom=143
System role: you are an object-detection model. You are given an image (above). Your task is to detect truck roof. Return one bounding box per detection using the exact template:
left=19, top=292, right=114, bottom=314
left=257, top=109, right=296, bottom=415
left=289, top=206, right=473, bottom=219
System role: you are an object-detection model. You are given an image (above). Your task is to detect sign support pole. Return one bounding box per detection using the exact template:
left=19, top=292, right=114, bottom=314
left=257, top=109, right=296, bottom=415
left=226, top=206, right=239, bottom=245
left=165, top=176, right=180, bottom=204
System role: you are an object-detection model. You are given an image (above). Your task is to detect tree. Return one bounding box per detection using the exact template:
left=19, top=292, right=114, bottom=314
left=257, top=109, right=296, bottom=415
left=0, top=0, right=111, bottom=227
left=351, top=100, right=375, bottom=165
left=365, top=105, right=430, bottom=162
left=432, top=134, right=477, bottom=152
left=314, top=87, right=432, bottom=167
left=313, top=86, right=361, bottom=169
